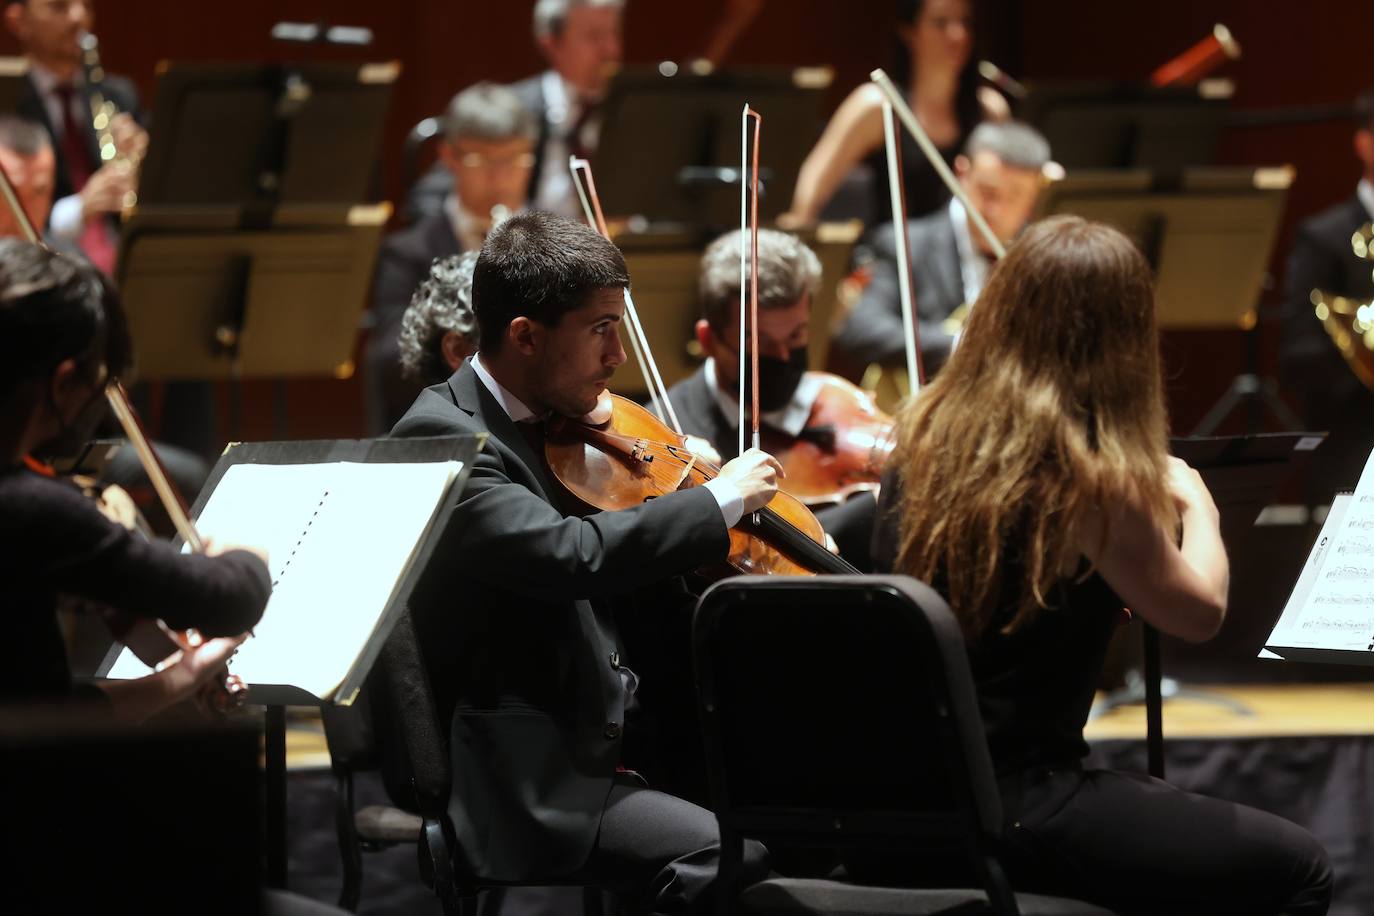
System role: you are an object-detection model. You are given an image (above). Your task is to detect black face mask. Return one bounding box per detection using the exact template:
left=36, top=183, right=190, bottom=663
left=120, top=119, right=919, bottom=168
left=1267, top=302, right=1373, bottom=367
left=740, top=345, right=809, bottom=414
left=33, top=382, right=111, bottom=463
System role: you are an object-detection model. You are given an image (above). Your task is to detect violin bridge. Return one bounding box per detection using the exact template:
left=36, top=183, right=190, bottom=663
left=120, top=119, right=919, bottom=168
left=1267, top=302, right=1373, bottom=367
left=672, top=453, right=698, bottom=491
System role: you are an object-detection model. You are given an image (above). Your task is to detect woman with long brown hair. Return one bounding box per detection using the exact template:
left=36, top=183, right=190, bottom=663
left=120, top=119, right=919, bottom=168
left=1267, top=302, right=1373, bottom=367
left=873, top=215, right=1332, bottom=914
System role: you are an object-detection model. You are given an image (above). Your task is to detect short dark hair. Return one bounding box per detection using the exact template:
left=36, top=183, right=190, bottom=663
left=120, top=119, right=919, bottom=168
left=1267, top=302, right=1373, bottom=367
left=1356, top=87, right=1374, bottom=133
left=398, top=251, right=479, bottom=384
left=699, top=228, right=821, bottom=332
left=471, top=211, right=629, bottom=354
left=0, top=115, right=50, bottom=156
left=443, top=82, right=538, bottom=145
left=0, top=240, right=130, bottom=396
left=964, top=120, right=1051, bottom=171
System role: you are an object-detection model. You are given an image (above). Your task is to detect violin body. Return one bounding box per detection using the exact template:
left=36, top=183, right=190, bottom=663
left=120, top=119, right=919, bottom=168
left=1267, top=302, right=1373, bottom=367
left=761, top=373, right=896, bottom=507
left=545, top=394, right=856, bottom=576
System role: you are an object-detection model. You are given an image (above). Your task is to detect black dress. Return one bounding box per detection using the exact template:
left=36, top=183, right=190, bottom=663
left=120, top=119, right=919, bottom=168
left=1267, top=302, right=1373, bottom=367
left=865, top=126, right=966, bottom=224
left=871, top=467, right=1332, bottom=915
left=0, top=465, right=270, bottom=701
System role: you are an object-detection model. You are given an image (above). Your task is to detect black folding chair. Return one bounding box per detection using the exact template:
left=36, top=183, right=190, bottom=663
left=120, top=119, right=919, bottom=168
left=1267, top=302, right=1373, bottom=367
left=324, top=609, right=604, bottom=915
left=693, top=575, right=1119, bottom=916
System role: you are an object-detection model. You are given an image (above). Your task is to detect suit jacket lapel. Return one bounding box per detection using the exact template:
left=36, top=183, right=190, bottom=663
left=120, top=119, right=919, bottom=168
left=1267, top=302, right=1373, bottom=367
left=448, top=362, right=556, bottom=502
left=930, top=215, right=965, bottom=315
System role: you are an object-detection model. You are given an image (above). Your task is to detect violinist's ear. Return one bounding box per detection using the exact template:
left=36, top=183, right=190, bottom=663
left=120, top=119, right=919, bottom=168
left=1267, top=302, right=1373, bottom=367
left=508, top=316, right=539, bottom=357
left=954, top=154, right=972, bottom=179
left=1355, top=129, right=1374, bottom=172
left=694, top=319, right=715, bottom=356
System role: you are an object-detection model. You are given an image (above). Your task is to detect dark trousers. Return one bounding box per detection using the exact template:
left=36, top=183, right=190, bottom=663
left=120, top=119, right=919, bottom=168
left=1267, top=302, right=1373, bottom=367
left=1000, top=766, right=1332, bottom=916
left=585, top=774, right=770, bottom=916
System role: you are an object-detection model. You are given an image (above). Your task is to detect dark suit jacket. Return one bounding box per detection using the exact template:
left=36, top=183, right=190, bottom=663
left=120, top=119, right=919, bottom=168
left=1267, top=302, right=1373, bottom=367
left=18, top=72, right=141, bottom=204
left=391, top=361, right=729, bottom=881
left=833, top=209, right=965, bottom=373
left=364, top=213, right=464, bottom=434
left=403, top=72, right=552, bottom=224
left=666, top=365, right=877, bottom=571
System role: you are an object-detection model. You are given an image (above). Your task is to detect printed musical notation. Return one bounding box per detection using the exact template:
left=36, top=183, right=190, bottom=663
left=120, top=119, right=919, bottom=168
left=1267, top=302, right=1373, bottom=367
left=1266, top=453, right=1374, bottom=654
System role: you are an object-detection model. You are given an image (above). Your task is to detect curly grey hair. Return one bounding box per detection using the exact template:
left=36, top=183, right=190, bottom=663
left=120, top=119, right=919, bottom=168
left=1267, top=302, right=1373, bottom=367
left=398, top=252, right=480, bottom=385
left=533, top=0, right=624, bottom=40
left=698, top=229, right=822, bottom=332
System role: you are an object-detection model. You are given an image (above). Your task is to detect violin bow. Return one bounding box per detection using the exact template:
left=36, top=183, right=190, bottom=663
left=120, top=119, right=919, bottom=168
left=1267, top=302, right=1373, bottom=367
left=870, top=68, right=1007, bottom=260
left=881, top=98, right=926, bottom=395
left=0, top=157, right=205, bottom=552
left=568, top=156, right=683, bottom=435
left=739, top=105, right=762, bottom=457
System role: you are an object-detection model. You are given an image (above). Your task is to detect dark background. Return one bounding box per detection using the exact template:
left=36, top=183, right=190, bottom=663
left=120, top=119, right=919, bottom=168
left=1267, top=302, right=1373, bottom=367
left=4, top=0, right=1363, bottom=440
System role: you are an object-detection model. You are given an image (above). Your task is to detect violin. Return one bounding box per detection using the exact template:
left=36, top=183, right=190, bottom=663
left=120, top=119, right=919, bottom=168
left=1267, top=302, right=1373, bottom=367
left=758, top=374, right=895, bottom=507
left=545, top=394, right=857, bottom=576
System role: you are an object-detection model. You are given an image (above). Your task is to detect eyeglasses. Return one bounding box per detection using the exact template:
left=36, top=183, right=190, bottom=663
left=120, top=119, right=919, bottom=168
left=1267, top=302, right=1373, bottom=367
left=456, top=151, right=537, bottom=171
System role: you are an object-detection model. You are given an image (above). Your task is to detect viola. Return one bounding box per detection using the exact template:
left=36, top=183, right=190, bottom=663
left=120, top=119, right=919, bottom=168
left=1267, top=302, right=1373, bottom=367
left=545, top=394, right=857, bottom=576
left=759, top=373, right=896, bottom=507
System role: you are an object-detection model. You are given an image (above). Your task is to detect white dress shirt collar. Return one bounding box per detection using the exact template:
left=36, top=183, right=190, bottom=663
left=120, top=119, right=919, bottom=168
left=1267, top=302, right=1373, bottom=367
left=471, top=354, right=539, bottom=423
left=1358, top=178, right=1374, bottom=221
left=948, top=196, right=991, bottom=307
left=703, top=357, right=822, bottom=439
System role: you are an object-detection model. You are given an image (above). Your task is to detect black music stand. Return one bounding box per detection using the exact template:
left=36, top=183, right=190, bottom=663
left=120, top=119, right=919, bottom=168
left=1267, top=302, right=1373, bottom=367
left=121, top=60, right=400, bottom=435
left=97, top=434, right=482, bottom=889
left=1039, top=166, right=1296, bottom=435
left=594, top=65, right=831, bottom=226
left=1020, top=81, right=1228, bottom=171
left=1094, top=432, right=1325, bottom=779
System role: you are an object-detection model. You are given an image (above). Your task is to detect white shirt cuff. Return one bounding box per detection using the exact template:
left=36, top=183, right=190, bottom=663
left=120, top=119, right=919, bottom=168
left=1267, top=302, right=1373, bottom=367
left=49, top=194, right=83, bottom=241
left=703, top=476, right=744, bottom=528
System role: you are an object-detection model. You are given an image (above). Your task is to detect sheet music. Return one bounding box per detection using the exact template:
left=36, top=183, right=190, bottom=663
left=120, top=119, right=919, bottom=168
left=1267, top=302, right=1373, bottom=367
left=1265, top=449, right=1374, bottom=654
left=109, top=460, right=461, bottom=699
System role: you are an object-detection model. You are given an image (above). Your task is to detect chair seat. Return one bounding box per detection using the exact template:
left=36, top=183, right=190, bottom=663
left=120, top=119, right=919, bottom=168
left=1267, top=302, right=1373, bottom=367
left=354, top=804, right=423, bottom=843
left=739, top=878, right=1120, bottom=916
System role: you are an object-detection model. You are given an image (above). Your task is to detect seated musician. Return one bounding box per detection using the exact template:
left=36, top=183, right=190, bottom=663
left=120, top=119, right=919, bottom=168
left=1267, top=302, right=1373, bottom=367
left=667, top=227, right=878, bottom=569
left=407, top=0, right=623, bottom=222
left=396, top=251, right=480, bottom=389
left=5, top=0, right=146, bottom=275
left=873, top=215, right=1332, bottom=914
left=390, top=211, right=773, bottom=912
left=1280, top=86, right=1374, bottom=501
left=0, top=239, right=268, bottom=720
left=832, top=120, right=1049, bottom=377
left=366, top=83, right=535, bottom=434
left=0, top=113, right=207, bottom=525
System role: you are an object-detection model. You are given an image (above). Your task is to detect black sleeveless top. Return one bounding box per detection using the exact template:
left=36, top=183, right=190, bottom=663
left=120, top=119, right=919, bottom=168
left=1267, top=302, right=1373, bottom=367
left=864, top=124, right=967, bottom=223
left=873, top=468, right=1124, bottom=775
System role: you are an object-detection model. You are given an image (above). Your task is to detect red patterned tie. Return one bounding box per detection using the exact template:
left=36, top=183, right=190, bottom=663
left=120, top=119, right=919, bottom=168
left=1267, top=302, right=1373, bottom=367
left=53, top=84, right=117, bottom=275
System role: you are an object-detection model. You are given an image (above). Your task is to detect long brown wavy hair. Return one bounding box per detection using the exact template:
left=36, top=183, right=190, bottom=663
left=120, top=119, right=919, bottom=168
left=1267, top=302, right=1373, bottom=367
left=891, top=215, right=1173, bottom=636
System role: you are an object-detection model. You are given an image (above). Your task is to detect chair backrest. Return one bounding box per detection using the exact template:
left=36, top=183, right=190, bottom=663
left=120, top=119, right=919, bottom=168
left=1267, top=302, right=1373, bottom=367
left=693, top=575, right=1002, bottom=851
left=366, top=608, right=453, bottom=820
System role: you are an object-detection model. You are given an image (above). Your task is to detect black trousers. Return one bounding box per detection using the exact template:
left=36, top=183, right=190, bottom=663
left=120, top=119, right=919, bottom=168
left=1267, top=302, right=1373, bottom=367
left=585, top=774, right=770, bottom=915
left=999, top=765, right=1333, bottom=916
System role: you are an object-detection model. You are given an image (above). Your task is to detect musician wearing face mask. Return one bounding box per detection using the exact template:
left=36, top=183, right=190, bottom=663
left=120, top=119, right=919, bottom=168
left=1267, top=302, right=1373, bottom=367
left=5, top=0, right=145, bottom=276
left=833, top=120, right=1050, bottom=376
left=366, top=83, right=535, bottom=434
left=406, top=0, right=623, bottom=222
left=667, top=228, right=881, bottom=569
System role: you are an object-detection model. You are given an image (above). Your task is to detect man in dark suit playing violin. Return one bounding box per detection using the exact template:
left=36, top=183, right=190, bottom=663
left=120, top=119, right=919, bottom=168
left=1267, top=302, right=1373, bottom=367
left=667, top=228, right=879, bottom=571
left=390, top=211, right=774, bottom=913
left=832, top=120, right=1050, bottom=377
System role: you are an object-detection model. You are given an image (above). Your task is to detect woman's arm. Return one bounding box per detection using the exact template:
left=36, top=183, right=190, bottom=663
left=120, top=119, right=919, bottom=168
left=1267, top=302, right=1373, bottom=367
left=1079, top=458, right=1229, bottom=643
left=783, top=84, right=886, bottom=226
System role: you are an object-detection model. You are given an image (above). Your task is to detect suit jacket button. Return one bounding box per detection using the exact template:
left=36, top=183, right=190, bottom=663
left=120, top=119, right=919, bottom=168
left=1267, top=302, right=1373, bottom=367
left=604, top=722, right=622, bottom=740
left=609, top=652, right=621, bottom=670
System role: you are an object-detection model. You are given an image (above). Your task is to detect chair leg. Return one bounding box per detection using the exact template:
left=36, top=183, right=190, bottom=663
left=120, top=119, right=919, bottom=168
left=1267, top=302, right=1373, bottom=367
left=332, top=769, right=363, bottom=911
left=980, top=854, right=1021, bottom=916
left=581, top=885, right=605, bottom=916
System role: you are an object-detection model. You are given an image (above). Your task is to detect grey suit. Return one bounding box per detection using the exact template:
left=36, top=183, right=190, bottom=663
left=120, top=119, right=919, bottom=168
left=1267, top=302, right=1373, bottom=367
left=391, top=361, right=766, bottom=906
left=832, top=210, right=966, bottom=373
